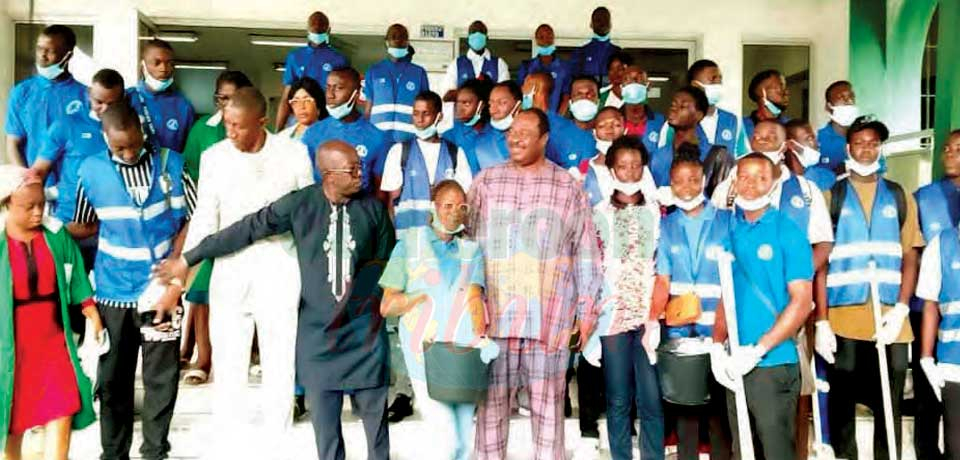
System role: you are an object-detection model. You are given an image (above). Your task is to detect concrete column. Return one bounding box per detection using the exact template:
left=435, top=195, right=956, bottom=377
left=93, top=3, right=140, bottom=87
left=933, top=0, right=960, bottom=179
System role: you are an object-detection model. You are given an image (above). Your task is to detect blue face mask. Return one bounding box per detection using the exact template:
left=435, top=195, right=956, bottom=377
left=142, top=61, right=174, bottom=92
left=569, top=99, right=599, bottom=122
left=521, top=88, right=536, bottom=110
left=621, top=83, right=648, bottom=104
left=36, top=61, right=66, bottom=80
left=535, top=44, right=555, bottom=57
left=415, top=118, right=440, bottom=140
left=326, top=90, right=357, bottom=120
left=593, top=33, right=611, bottom=42
left=387, top=46, right=409, bottom=59
left=307, top=32, right=329, bottom=45
left=464, top=102, right=483, bottom=127
left=467, top=32, right=487, bottom=52
left=763, top=98, right=783, bottom=117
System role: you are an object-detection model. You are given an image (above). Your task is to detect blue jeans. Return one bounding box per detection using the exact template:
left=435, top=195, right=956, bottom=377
left=601, top=328, right=664, bottom=460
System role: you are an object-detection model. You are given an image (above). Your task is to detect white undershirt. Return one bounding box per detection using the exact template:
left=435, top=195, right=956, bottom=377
left=380, top=139, right=473, bottom=192
left=700, top=109, right=719, bottom=144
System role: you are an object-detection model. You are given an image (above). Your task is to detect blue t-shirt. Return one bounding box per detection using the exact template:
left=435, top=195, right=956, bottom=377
left=731, top=207, right=813, bottom=367
left=300, top=115, right=389, bottom=192
left=5, top=74, right=87, bottom=167
left=282, top=44, right=349, bottom=88
left=516, top=56, right=572, bottom=113
left=38, top=100, right=106, bottom=222
left=127, top=82, right=197, bottom=153
left=546, top=112, right=595, bottom=169
left=816, top=123, right=847, bottom=172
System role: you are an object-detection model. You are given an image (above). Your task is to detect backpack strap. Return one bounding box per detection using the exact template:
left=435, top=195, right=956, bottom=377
left=829, top=177, right=847, bottom=234
left=883, top=178, right=907, bottom=230
left=443, top=140, right=459, bottom=172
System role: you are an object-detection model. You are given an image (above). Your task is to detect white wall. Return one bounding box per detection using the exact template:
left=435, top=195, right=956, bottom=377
left=0, top=0, right=14, bottom=161
left=2, top=0, right=849, bottom=156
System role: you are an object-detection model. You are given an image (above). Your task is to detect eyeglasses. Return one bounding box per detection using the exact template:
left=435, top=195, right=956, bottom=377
left=438, top=203, right=470, bottom=214
left=289, top=97, right=316, bottom=107
left=326, top=166, right=362, bottom=177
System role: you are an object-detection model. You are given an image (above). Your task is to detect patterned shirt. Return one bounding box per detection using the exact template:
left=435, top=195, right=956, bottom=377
left=467, top=161, right=603, bottom=348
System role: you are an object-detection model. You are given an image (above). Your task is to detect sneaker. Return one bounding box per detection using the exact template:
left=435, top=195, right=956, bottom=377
left=387, top=394, right=414, bottom=423
left=293, top=395, right=309, bottom=422
left=572, top=437, right=600, bottom=460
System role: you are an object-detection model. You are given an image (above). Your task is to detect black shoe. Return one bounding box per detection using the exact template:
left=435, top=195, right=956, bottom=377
left=564, top=393, right=573, bottom=418
left=294, top=394, right=308, bottom=421
left=387, top=394, right=414, bottom=423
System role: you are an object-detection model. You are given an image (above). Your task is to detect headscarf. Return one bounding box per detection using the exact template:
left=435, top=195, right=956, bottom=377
left=0, top=165, right=42, bottom=204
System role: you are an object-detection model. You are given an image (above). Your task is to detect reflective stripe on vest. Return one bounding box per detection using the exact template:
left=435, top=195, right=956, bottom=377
left=394, top=140, right=456, bottom=231
left=937, top=228, right=960, bottom=365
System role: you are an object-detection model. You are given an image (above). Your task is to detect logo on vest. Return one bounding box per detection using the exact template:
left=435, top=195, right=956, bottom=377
left=648, top=131, right=658, bottom=143
left=952, top=261, right=960, bottom=271
left=706, top=244, right=723, bottom=260
left=406, top=81, right=416, bottom=91
left=443, top=168, right=455, bottom=179
left=81, top=132, right=92, bottom=139
left=840, top=208, right=852, bottom=217
left=65, top=99, right=82, bottom=115
left=931, top=222, right=942, bottom=232
left=568, top=153, right=578, bottom=161
left=410, top=169, right=418, bottom=177
left=299, top=66, right=305, bottom=73
left=323, top=63, right=332, bottom=72
left=587, top=56, right=593, bottom=62
left=356, top=145, right=368, bottom=158
left=166, top=118, right=179, bottom=131
left=670, top=245, right=681, bottom=254
left=882, top=205, right=898, bottom=219
left=791, top=195, right=805, bottom=209
left=821, top=157, right=830, bottom=165
left=551, top=72, right=557, bottom=80
left=757, top=244, right=774, bottom=261
left=721, top=129, right=733, bottom=141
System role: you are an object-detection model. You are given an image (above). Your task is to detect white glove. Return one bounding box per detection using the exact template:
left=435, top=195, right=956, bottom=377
left=641, top=321, right=661, bottom=365
left=875, top=303, right=910, bottom=345
left=814, top=320, right=837, bottom=364
left=811, top=442, right=837, bottom=460
left=920, top=357, right=945, bottom=402
left=730, top=344, right=768, bottom=376
left=709, top=343, right=741, bottom=391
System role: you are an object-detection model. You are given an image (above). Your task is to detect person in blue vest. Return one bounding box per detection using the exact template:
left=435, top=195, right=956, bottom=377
left=5, top=25, right=86, bottom=169
left=649, top=86, right=710, bottom=187
left=569, top=76, right=601, bottom=132
left=442, top=78, right=492, bottom=175
left=687, top=59, right=747, bottom=158
left=364, top=23, right=431, bottom=144
left=33, top=68, right=125, bottom=268
left=784, top=119, right=837, bottom=191
left=472, top=81, right=518, bottom=172
left=303, top=67, right=390, bottom=196
left=570, top=6, right=621, bottom=87
left=381, top=90, right=472, bottom=233
left=655, top=147, right=734, bottom=460
left=743, top=69, right=790, bottom=141
left=709, top=152, right=814, bottom=459
left=522, top=72, right=595, bottom=169
left=598, top=51, right=631, bottom=109
left=440, top=20, right=509, bottom=103
left=817, top=81, right=859, bottom=174
left=128, top=39, right=197, bottom=153
left=516, top=24, right=571, bottom=114
left=274, top=11, right=349, bottom=132
left=819, top=116, right=924, bottom=460
left=916, top=220, right=960, bottom=459
left=71, top=101, right=196, bottom=460
left=910, top=128, right=960, bottom=460
left=621, top=65, right=666, bottom=155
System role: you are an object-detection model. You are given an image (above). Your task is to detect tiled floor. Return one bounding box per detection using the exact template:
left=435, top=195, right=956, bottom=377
left=12, top=380, right=922, bottom=460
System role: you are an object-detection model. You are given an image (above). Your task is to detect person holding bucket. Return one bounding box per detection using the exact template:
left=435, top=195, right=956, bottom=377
left=653, top=144, right=733, bottom=460
left=379, top=179, right=494, bottom=460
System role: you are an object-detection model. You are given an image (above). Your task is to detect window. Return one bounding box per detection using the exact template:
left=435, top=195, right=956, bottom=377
left=742, top=44, right=810, bottom=122
left=14, top=23, right=94, bottom=83
left=921, top=8, right=938, bottom=130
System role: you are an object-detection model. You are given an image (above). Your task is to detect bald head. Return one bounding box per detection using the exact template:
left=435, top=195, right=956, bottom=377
left=227, top=86, right=267, bottom=118
left=316, top=140, right=358, bottom=171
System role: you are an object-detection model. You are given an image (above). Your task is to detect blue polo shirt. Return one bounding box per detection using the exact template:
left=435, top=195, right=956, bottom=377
left=37, top=100, right=106, bottom=222
left=730, top=206, right=813, bottom=367
left=516, top=56, right=571, bottom=113
left=816, top=122, right=847, bottom=172
left=741, top=112, right=790, bottom=142
left=127, top=82, right=196, bottom=153
left=570, top=39, right=621, bottom=84
left=301, top=114, right=389, bottom=192
left=5, top=74, right=87, bottom=167
left=546, top=112, right=595, bottom=169
left=442, top=121, right=486, bottom=175
left=282, top=44, right=349, bottom=88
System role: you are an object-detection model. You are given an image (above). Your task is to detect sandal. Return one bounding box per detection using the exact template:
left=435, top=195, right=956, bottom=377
left=182, top=368, right=209, bottom=385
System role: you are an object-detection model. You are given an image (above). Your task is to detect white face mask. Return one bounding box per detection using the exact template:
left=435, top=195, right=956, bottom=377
left=735, top=194, right=771, bottom=211
left=142, top=61, right=174, bottom=92
left=845, top=157, right=880, bottom=176
left=794, top=144, right=822, bottom=168
left=490, top=101, right=520, bottom=131
left=829, top=104, right=860, bottom=127
left=700, top=83, right=723, bottom=106
left=611, top=175, right=644, bottom=196
left=674, top=193, right=705, bottom=211
left=761, top=143, right=785, bottom=164
left=595, top=137, right=612, bottom=155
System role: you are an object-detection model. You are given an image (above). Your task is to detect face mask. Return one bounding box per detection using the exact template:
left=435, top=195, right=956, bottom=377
left=794, top=144, right=822, bottom=168
left=593, top=33, right=611, bottom=42
left=674, top=193, right=705, bottom=211
left=36, top=51, right=71, bottom=80
left=326, top=90, right=357, bottom=120
left=595, top=137, right=612, bottom=155
left=467, top=32, right=487, bottom=52
left=142, top=61, right=174, bottom=92
left=829, top=104, right=860, bottom=127
left=763, top=97, right=783, bottom=117
left=570, top=99, right=599, bottom=122
left=491, top=101, right=520, bottom=131
left=611, top=175, right=643, bottom=196
left=307, top=32, right=329, bottom=45
left=430, top=207, right=465, bottom=235
left=621, top=83, right=648, bottom=104
left=464, top=102, right=483, bottom=127
left=111, top=147, right=146, bottom=166
left=415, top=118, right=440, bottom=140
left=735, top=194, right=771, bottom=212
left=521, top=87, right=536, bottom=110
left=761, top=143, right=784, bottom=164
left=701, top=83, right=723, bottom=106
left=387, top=46, right=409, bottom=59
left=845, top=157, right=880, bottom=176
left=89, top=109, right=100, bottom=122
left=535, top=44, right=556, bottom=57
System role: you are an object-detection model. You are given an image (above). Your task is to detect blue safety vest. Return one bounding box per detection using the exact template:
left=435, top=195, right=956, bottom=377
left=516, top=56, right=571, bottom=113
left=473, top=128, right=510, bottom=171
left=816, top=123, right=847, bottom=172
left=78, top=148, right=187, bottom=303
left=803, top=166, right=837, bottom=191
left=742, top=112, right=790, bottom=141
left=455, top=54, right=499, bottom=86
left=827, top=180, right=903, bottom=306
left=778, top=175, right=813, bottom=235
left=583, top=162, right=605, bottom=207
left=660, top=205, right=732, bottom=338
left=394, top=140, right=457, bottom=232
left=935, top=228, right=960, bottom=365
left=364, top=59, right=430, bottom=143
left=282, top=44, right=349, bottom=88
left=631, top=108, right=667, bottom=155
left=570, top=39, right=620, bottom=83
left=127, top=82, right=196, bottom=152
left=649, top=126, right=712, bottom=187
left=697, top=108, right=740, bottom=154
left=916, top=179, right=960, bottom=241
left=442, top=122, right=483, bottom=175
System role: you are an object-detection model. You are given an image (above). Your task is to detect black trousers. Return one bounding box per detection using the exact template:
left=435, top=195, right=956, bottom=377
left=309, top=384, right=390, bottom=460
left=943, top=382, right=960, bottom=459
left=577, top=354, right=605, bottom=439
left=97, top=305, right=182, bottom=460
left=827, top=336, right=908, bottom=460
left=911, top=312, right=946, bottom=459
left=674, top=380, right=732, bottom=460
left=725, top=364, right=800, bottom=460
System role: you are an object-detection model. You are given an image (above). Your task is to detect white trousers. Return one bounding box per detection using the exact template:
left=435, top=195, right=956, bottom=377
left=206, top=300, right=298, bottom=460
left=411, top=380, right=477, bottom=460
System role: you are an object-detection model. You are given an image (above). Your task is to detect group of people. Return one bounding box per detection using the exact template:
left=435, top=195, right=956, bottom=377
left=2, top=6, right=960, bottom=460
